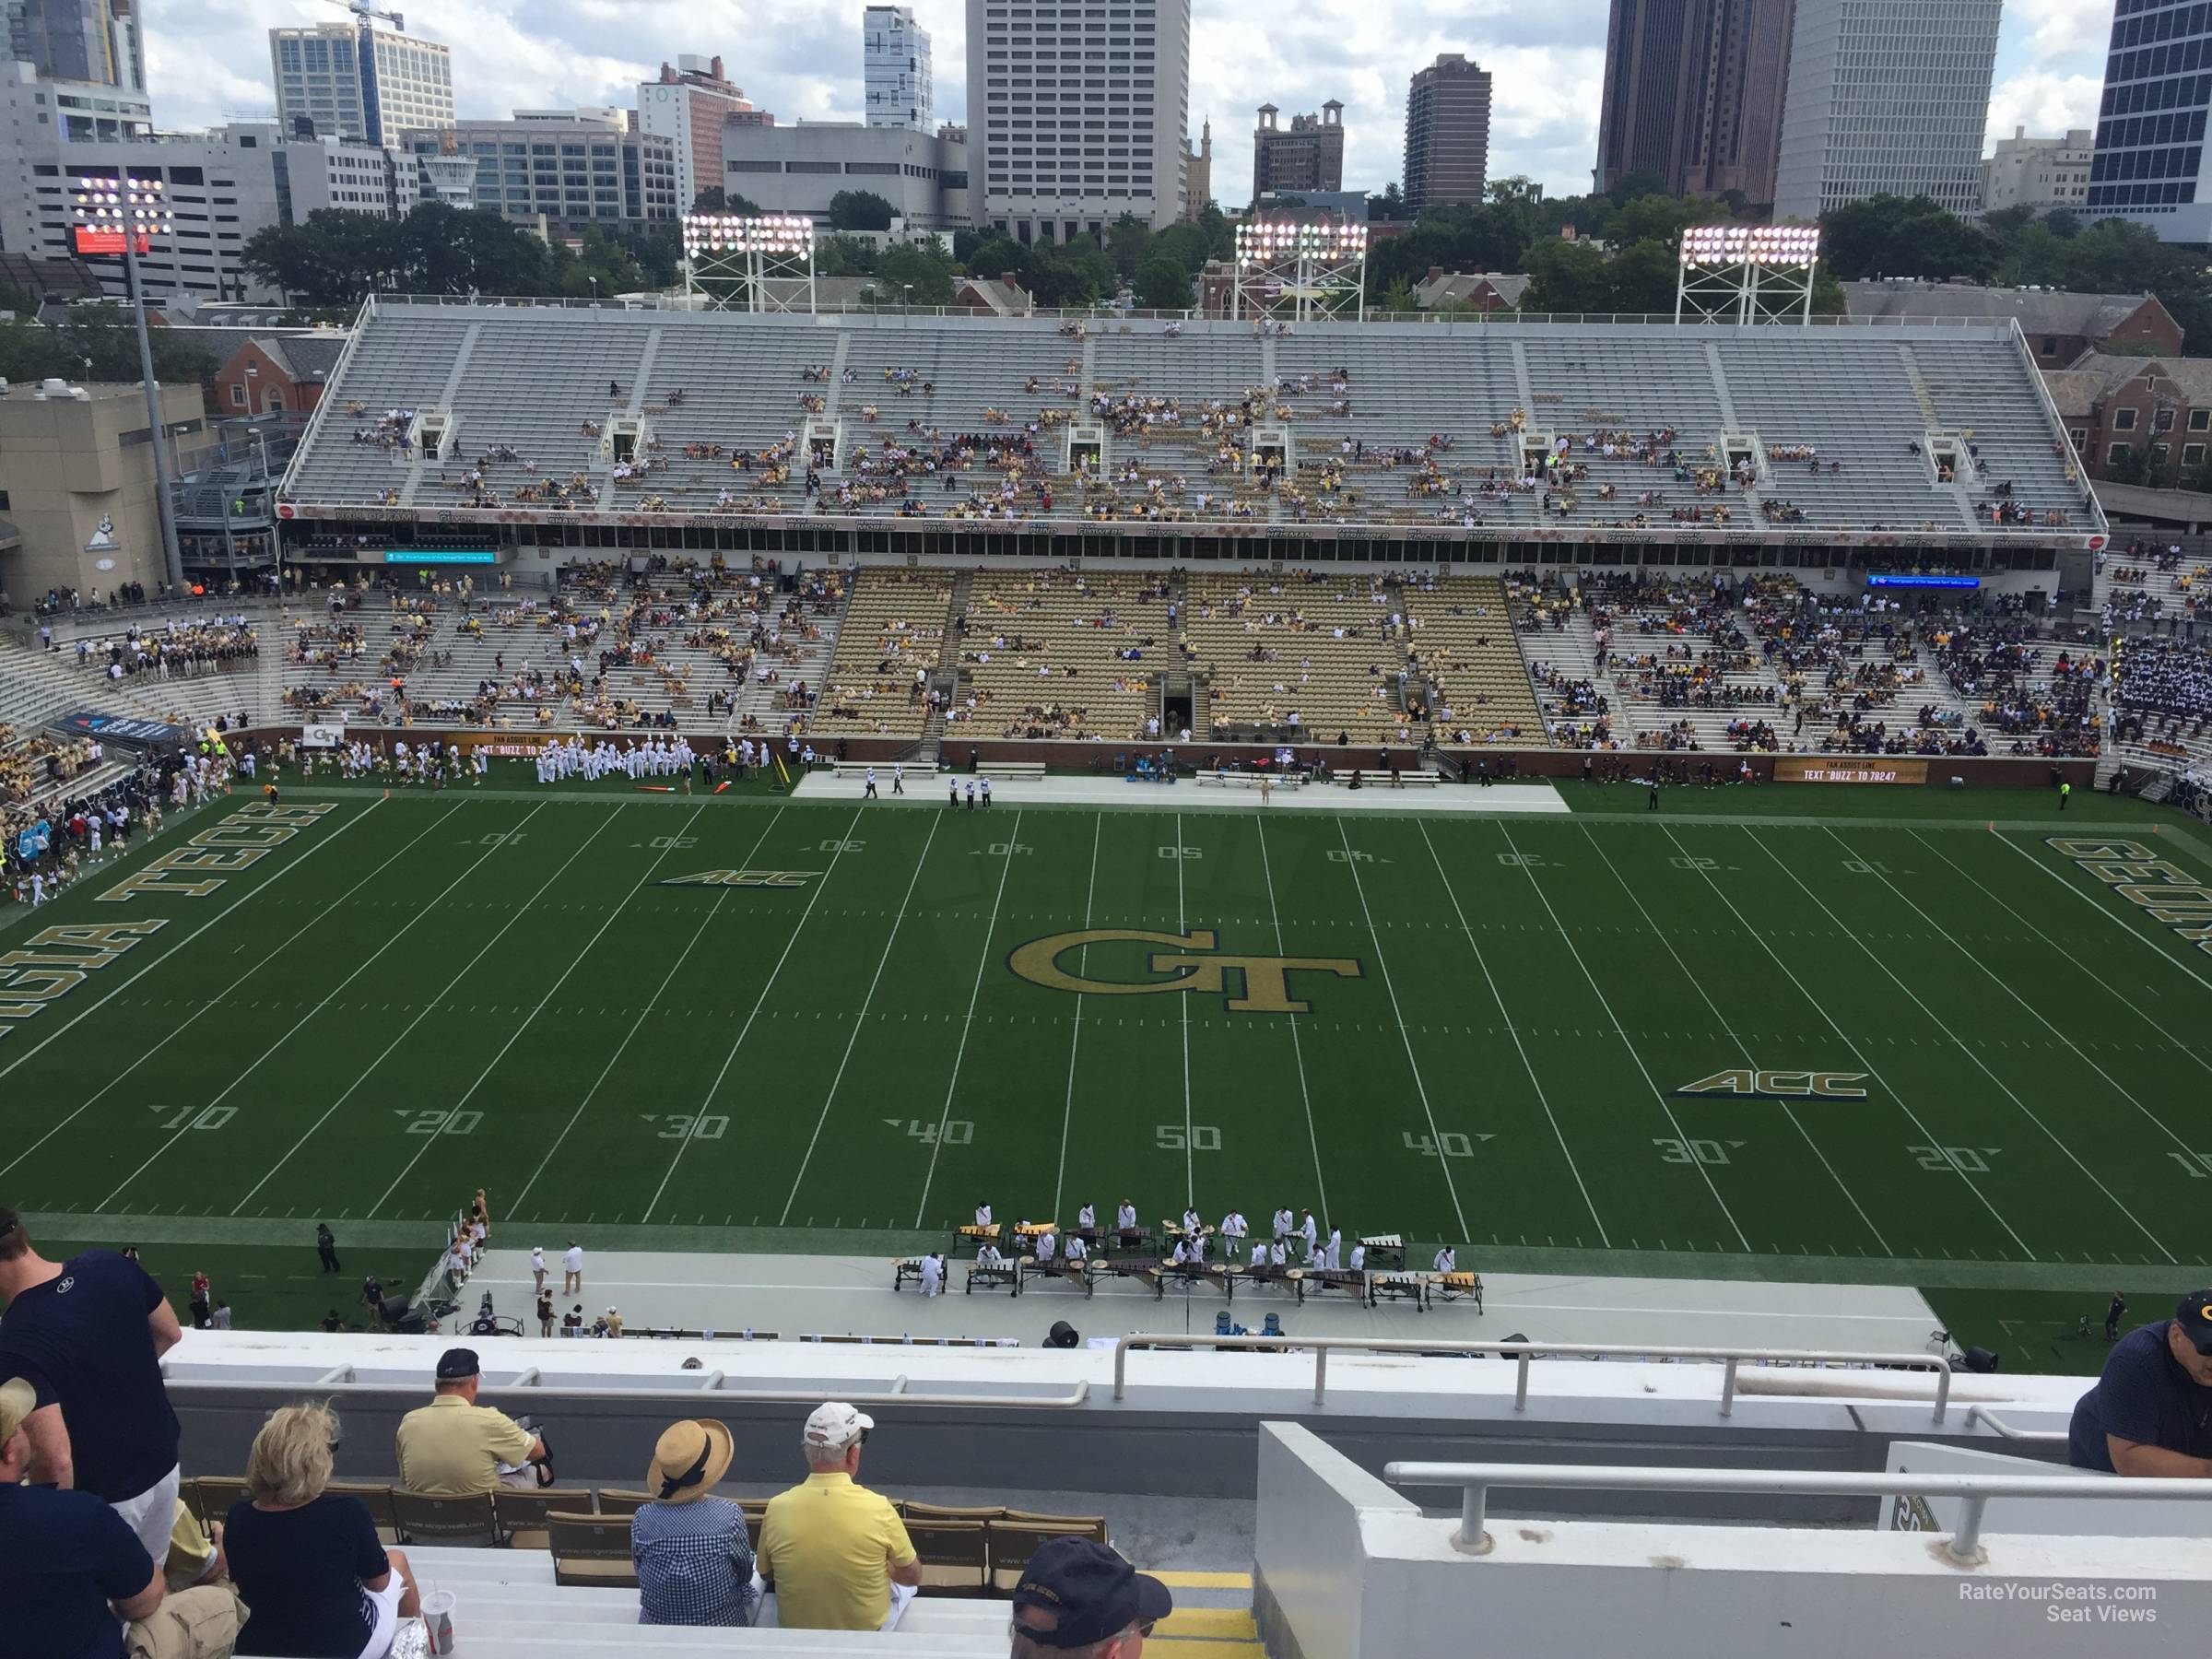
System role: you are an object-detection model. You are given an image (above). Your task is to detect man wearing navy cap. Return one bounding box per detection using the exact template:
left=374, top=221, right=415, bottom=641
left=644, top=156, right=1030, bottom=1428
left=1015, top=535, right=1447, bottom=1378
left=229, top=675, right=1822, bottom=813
left=394, top=1347, right=547, bottom=1494
left=2068, top=1289, right=2212, bottom=1476
left=1009, top=1535, right=1173, bottom=1656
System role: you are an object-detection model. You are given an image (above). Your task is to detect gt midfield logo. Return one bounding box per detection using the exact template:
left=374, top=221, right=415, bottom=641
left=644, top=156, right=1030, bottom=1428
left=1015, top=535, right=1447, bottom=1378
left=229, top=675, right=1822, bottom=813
left=1007, top=928, right=1364, bottom=1014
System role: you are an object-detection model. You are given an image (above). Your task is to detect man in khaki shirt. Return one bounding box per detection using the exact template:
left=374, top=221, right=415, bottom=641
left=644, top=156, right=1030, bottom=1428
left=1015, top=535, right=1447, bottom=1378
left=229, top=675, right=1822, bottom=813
left=394, top=1348, right=546, bottom=1496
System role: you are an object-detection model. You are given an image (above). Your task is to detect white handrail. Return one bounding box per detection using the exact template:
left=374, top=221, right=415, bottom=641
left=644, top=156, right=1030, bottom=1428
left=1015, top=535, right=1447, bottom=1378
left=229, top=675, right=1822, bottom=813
left=1110, top=1335, right=1952, bottom=1419
left=1965, top=1404, right=2068, bottom=1442
left=165, top=1372, right=1088, bottom=1410
left=1382, top=1459, right=2212, bottom=1562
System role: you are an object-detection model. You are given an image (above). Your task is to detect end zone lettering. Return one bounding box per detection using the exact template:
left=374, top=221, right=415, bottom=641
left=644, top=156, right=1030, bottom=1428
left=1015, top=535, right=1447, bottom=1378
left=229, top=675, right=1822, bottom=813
left=99, top=802, right=339, bottom=905
left=0, top=920, right=168, bottom=1040
left=2046, top=838, right=2212, bottom=956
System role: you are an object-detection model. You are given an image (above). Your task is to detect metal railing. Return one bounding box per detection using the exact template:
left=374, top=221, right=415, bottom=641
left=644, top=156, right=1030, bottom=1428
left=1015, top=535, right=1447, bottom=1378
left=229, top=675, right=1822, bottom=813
left=1110, top=1335, right=1954, bottom=1419
left=1965, top=1405, right=2068, bottom=1443
left=174, top=1366, right=1090, bottom=1411
left=1381, top=1460, right=2212, bottom=1562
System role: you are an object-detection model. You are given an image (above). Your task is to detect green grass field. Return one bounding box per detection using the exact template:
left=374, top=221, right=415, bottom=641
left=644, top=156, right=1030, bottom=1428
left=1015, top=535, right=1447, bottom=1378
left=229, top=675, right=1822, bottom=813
left=5, top=767, right=2210, bottom=1371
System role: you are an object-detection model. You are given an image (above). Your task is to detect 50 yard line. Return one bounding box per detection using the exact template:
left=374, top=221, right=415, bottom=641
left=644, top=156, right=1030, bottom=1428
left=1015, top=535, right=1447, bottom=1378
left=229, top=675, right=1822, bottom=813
left=913, top=810, right=1026, bottom=1228
left=1256, top=816, right=1330, bottom=1230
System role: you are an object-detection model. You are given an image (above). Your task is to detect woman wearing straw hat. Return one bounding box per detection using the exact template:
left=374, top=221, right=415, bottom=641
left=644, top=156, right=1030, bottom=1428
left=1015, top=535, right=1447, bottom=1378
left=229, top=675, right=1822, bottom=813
left=632, top=1418, right=757, bottom=1627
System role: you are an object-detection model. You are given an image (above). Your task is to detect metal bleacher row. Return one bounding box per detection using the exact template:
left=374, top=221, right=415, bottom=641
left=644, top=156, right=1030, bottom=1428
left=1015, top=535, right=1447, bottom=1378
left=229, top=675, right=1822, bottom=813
left=282, top=305, right=2097, bottom=539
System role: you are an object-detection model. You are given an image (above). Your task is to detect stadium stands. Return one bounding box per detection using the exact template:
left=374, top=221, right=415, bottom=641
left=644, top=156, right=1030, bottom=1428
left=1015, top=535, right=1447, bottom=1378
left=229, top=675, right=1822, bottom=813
left=282, top=304, right=2100, bottom=546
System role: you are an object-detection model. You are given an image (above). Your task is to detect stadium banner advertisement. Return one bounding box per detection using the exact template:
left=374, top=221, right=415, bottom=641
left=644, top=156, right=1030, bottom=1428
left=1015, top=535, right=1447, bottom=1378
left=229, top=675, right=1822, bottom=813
left=1774, top=759, right=1929, bottom=786
left=53, top=711, right=188, bottom=751
left=300, top=723, right=347, bottom=748
left=1865, top=574, right=1982, bottom=590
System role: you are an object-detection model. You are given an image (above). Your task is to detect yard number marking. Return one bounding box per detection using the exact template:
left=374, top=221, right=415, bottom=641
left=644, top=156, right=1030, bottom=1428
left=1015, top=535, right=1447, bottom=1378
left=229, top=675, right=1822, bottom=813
left=1157, top=1124, right=1221, bottom=1151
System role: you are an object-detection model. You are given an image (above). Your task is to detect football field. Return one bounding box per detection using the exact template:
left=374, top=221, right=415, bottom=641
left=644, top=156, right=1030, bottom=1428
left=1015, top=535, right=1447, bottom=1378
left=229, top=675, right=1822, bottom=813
left=6, top=771, right=2211, bottom=1303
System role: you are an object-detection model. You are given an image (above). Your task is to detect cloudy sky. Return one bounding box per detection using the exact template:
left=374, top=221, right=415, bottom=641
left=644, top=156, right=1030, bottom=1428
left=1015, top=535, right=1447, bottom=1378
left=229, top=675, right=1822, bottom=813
left=149, top=0, right=2114, bottom=202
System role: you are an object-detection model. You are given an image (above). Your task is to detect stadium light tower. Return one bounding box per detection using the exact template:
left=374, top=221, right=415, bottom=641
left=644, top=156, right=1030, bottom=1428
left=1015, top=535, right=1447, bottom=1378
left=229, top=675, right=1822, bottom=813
left=1232, top=219, right=1369, bottom=324
left=72, top=174, right=184, bottom=592
left=681, top=214, right=818, bottom=314
left=1675, top=224, right=1822, bottom=326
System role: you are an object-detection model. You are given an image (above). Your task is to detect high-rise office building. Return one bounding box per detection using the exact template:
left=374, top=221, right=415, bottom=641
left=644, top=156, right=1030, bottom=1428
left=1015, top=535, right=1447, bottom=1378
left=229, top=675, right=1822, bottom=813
left=2083, top=2, right=2212, bottom=242
left=6, top=0, right=143, bottom=90
left=1771, top=0, right=1999, bottom=220
left=402, top=110, right=679, bottom=228
left=637, top=54, right=759, bottom=207
left=1403, top=53, right=1492, bottom=213
left=967, top=0, right=1194, bottom=241
left=1594, top=0, right=1793, bottom=206
left=1253, top=102, right=1344, bottom=202
left=269, top=20, right=452, bottom=146
left=864, top=6, right=932, bottom=132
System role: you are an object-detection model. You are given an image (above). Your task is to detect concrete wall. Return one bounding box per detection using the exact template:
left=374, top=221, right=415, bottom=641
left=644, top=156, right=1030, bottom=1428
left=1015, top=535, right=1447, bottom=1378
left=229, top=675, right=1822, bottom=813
left=1254, top=1421, right=2212, bottom=1659
left=0, top=381, right=200, bottom=601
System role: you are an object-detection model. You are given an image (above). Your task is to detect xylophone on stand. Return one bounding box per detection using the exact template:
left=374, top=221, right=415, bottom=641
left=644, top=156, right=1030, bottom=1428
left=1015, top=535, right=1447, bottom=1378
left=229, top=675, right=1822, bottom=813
left=1431, top=1270, right=1485, bottom=1312
left=1286, top=1266, right=1366, bottom=1304
left=1367, top=1270, right=1429, bottom=1312
left=954, top=1222, right=1002, bottom=1258
left=1017, top=1255, right=1095, bottom=1298
left=1359, top=1233, right=1406, bottom=1270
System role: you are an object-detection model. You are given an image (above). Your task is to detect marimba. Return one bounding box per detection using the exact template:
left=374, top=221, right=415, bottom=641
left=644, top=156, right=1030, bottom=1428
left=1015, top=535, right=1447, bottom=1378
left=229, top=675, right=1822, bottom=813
left=955, top=1223, right=1001, bottom=1258
left=892, top=1257, right=927, bottom=1292
left=963, top=1258, right=1018, bottom=1295
left=1432, top=1270, right=1485, bottom=1312
left=1359, top=1233, right=1406, bottom=1270
left=1017, top=1256, right=1095, bottom=1298
left=1368, top=1270, right=1428, bottom=1311
left=1288, top=1267, right=1366, bottom=1304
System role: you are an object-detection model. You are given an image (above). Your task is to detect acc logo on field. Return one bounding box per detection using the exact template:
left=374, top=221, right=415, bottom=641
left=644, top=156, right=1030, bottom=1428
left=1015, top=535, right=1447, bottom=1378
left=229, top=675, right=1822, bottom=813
left=1007, top=928, right=1362, bottom=1015
left=1676, top=1068, right=1868, bottom=1100
left=658, top=869, right=818, bottom=888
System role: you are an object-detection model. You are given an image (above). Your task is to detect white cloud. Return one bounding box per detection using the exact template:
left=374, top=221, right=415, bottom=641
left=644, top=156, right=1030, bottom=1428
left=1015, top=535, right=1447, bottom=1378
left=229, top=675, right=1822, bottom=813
left=1985, top=68, right=2105, bottom=147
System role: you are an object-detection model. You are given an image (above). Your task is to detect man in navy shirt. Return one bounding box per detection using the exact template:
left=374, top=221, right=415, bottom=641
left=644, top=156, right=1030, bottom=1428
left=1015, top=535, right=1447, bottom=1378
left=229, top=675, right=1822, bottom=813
left=0, top=1376, right=245, bottom=1659
left=0, top=1207, right=183, bottom=1565
left=2068, top=1288, right=2212, bottom=1476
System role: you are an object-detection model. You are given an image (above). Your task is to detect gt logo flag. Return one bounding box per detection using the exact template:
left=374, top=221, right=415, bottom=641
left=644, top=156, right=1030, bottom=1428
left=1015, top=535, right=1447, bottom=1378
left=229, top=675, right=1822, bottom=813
left=1676, top=1069, right=1869, bottom=1100
left=1007, top=928, right=1362, bottom=1014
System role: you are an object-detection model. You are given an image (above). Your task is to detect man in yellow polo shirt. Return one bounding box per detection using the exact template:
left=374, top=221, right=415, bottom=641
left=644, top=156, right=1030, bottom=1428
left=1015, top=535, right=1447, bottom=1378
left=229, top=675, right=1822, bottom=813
left=394, top=1348, right=547, bottom=1495
left=757, top=1402, right=920, bottom=1630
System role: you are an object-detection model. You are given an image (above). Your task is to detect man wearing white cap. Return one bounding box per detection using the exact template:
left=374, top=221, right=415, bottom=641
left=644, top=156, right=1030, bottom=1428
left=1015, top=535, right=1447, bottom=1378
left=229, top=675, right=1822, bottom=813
left=757, top=1402, right=920, bottom=1630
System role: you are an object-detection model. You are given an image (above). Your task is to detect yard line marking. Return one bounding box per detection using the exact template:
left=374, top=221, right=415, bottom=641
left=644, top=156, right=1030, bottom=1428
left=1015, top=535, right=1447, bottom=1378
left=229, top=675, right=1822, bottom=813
left=0, top=795, right=394, bottom=1091
left=1848, top=828, right=2209, bottom=1160
left=1175, top=809, right=1193, bottom=1206
left=1418, top=820, right=1605, bottom=1247
left=913, top=811, right=1027, bottom=1228
left=1051, top=815, right=1105, bottom=1220
left=647, top=806, right=872, bottom=1220
left=0, top=797, right=452, bottom=1189
left=1583, top=823, right=1888, bottom=1254
left=1747, top=826, right=2172, bottom=1264
left=358, top=802, right=717, bottom=1218
left=91, top=801, right=551, bottom=1211
left=1987, top=828, right=2212, bottom=1002
left=1257, top=816, right=1331, bottom=1230
left=515, top=806, right=791, bottom=1215
left=1493, top=820, right=1748, bottom=1252
left=738, top=814, right=937, bottom=1230
left=1334, top=820, right=1467, bottom=1240
left=1927, top=832, right=2212, bottom=1074
left=1660, top=822, right=2039, bottom=1255
left=214, top=803, right=614, bottom=1218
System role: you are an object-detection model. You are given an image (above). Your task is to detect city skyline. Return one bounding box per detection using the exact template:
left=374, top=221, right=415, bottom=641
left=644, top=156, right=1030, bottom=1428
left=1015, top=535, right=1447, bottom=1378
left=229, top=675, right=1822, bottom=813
left=135, top=0, right=2112, bottom=207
